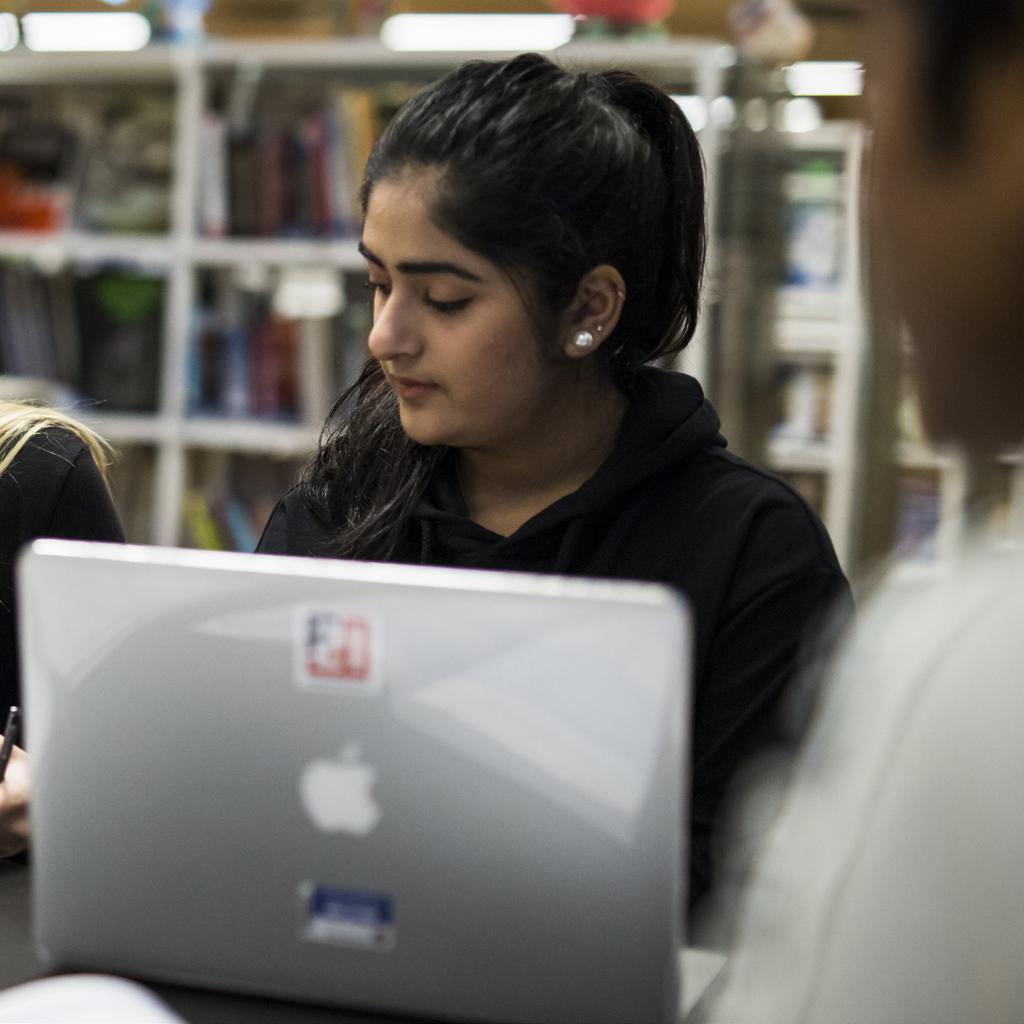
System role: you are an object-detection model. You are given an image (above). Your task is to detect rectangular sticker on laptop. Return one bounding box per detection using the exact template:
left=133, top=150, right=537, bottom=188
left=296, top=608, right=383, bottom=696
left=298, top=882, right=396, bottom=952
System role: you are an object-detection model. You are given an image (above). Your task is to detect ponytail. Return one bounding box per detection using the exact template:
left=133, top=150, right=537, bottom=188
left=598, top=70, right=706, bottom=369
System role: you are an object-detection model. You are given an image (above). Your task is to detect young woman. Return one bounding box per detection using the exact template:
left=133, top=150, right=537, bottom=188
left=257, top=53, right=850, bottom=913
left=0, top=402, right=124, bottom=856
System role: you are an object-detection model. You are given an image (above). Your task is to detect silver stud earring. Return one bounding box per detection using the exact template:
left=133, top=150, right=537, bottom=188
left=573, top=330, right=595, bottom=350
left=595, top=324, right=604, bottom=334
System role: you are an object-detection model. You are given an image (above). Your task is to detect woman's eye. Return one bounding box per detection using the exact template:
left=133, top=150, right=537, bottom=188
left=363, top=280, right=390, bottom=298
left=426, top=297, right=472, bottom=314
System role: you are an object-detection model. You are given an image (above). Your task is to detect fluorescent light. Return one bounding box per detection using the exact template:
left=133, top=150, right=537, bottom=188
left=743, top=97, right=771, bottom=133
left=785, top=61, right=864, bottom=97
left=782, top=97, right=824, bottom=134
left=671, top=96, right=709, bottom=134
left=273, top=268, right=345, bottom=320
left=0, top=13, right=18, bottom=52
left=709, top=96, right=737, bottom=130
left=22, top=12, right=151, bottom=52
left=381, top=13, right=574, bottom=52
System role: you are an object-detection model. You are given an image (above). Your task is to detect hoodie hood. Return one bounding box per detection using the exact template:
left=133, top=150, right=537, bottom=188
left=413, top=367, right=725, bottom=572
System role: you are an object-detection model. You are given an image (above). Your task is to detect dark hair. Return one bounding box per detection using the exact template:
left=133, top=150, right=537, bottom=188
left=900, top=0, right=1024, bottom=148
left=301, top=53, right=706, bottom=559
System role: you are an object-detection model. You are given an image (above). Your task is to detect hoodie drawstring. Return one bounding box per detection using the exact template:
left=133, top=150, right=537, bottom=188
left=418, top=518, right=435, bottom=564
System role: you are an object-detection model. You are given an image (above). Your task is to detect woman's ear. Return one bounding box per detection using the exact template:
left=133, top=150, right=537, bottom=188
left=560, top=265, right=626, bottom=359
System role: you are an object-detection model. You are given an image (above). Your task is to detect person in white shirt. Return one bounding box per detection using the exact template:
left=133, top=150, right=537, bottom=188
left=707, top=0, right=1024, bottom=1020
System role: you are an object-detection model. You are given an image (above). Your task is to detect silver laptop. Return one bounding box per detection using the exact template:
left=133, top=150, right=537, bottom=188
left=19, top=540, right=691, bottom=1024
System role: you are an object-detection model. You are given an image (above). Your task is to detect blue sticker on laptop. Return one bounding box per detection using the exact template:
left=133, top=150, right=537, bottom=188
left=298, top=883, right=396, bottom=952
left=295, top=607, right=383, bottom=696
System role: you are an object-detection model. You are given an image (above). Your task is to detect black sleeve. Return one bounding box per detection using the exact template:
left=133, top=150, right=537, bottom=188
left=1, top=436, right=125, bottom=715
left=255, top=487, right=333, bottom=557
left=255, top=495, right=292, bottom=554
left=44, top=445, right=126, bottom=543
left=688, top=499, right=853, bottom=914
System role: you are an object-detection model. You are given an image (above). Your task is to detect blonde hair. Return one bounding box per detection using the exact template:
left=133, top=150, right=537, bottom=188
left=0, top=401, right=114, bottom=484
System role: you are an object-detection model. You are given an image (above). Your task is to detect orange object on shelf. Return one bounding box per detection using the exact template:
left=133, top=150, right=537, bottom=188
left=205, top=0, right=347, bottom=38
left=0, top=166, right=65, bottom=232
left=548, top=0, right=676, bottom=23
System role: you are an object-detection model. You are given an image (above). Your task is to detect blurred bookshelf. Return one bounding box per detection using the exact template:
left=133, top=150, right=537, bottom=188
left=0, top=37, right=732, bottom=548
left=891, top=379, right=1024, bottom=572
left=762, top=120, right=1024, bottom=574
left=763, top=122, right=866, bottom=569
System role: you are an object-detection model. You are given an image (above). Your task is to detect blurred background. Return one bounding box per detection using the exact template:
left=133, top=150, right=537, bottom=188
left=2, top=0, right=1014, bottom=581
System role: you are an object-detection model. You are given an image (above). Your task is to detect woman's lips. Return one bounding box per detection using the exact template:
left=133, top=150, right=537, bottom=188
left=391, top=376, right=438, bottom=401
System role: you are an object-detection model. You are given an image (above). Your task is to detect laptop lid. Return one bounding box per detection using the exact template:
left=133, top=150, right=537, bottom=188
left=19, top=540, right=690, bottom=1024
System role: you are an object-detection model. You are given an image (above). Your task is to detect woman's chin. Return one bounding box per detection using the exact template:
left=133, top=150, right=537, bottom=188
left=397, top=410, right=454, bottom=448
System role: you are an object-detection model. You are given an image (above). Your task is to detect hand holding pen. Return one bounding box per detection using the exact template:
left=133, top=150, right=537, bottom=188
left=0, top=706, right=30, bottom=858
left=0, top=706, right=20, bottom=784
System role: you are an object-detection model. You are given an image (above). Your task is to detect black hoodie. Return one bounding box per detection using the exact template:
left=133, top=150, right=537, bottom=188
left=258, top=367, right=851, bottom=912
left=1, top=427, right=125, bottom=717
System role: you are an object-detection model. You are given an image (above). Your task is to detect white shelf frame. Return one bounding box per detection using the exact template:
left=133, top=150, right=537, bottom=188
left=0, top=231, right=176, bottom=267
left=191, top=238, right=365, bottom=269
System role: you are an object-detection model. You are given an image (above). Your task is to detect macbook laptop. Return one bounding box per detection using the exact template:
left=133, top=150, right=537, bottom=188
left=18, top=540, right=691, bottom=1024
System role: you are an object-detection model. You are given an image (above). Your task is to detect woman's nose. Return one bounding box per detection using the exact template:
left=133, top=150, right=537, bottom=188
left=367, top=293, right=422, bottom=363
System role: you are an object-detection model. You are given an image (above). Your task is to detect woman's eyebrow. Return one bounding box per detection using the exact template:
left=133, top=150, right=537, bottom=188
left=358, top=241, right=483, bottom=283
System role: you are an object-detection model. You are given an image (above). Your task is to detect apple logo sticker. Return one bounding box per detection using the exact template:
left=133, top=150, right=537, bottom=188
left=300, top=744, right=382, bottom=836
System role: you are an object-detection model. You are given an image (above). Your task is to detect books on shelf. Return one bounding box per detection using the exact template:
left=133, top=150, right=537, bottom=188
left=0, top=108, right=77, bottom=231
left=108, top=444, right=157, bottom=545
left=199, top=112, right=229, bottom=239
left=201, top=83, right=413, bottom=239
left=188, top=288, right=300, bottom=420
left=72, top=90, right=174, bottom=234
left=205, top=0, right=347, bottom=39
left=772, top=361, right=834, bottom=444
left=76, top=270, right=164, bottom=412
left=188, top=268, right=373, bottom=424
left=0, top=262, right=63, bottom=381
left=182, top=491, right=266, bottom=552
left=0, top=262, right=164, bottom=414
left=0, top=84, right=174, bottom=235
left=181, top=451, right=304, bottom=552
left=182, top=491, right=227, bottom=550
left=780, top=154, right=847, bottom=312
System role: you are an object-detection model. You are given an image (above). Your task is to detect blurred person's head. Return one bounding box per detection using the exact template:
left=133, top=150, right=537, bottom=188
left=866, top=0, right=1024, bottom=451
